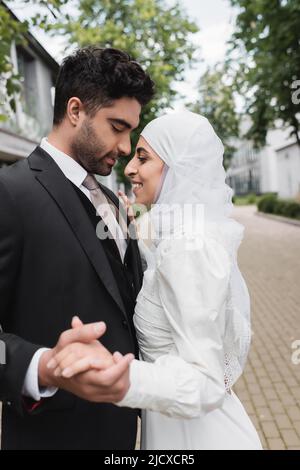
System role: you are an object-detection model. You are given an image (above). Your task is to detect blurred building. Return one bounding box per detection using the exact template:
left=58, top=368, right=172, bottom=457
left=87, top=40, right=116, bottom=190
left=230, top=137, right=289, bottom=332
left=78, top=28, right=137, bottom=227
left=276, top=142, right=300, bottom=199
left=226, top=140, right=277, bottom=195
left=0, top=5, right=59, bottom=169
left=226, top=118, right=299, bottom=198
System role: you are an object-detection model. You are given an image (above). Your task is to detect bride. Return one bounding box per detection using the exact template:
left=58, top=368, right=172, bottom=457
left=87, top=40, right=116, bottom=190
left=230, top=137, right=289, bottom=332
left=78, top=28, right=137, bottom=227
left=53, top=111, right=262, bottom=450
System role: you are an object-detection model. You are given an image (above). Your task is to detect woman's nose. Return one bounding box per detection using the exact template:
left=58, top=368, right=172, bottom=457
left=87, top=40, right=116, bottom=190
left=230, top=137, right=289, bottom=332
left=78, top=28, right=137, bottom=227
left=125, top=159, right=137, bottom=178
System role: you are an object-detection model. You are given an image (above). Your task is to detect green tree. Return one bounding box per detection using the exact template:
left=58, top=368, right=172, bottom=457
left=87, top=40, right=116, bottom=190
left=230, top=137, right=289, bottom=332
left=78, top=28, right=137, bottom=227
left=50, top=0, right=199, bottom=184
left=0, top=1, right=25, bottom=120
left=229, top=0, right=300, bottom=146
left=189, top=66, right=239, bottom=168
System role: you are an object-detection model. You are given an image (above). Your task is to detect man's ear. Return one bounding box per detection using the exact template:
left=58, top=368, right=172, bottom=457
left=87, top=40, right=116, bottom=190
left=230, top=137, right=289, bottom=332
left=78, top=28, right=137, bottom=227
left=67, top=97, right=84, bottom=127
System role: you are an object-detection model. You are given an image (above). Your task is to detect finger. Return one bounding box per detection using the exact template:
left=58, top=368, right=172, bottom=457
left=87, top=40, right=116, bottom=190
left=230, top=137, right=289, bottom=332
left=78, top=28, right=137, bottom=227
left=127, top=205, right=135, bottom=220
left=72, top=316, right=84, bottom=329
left=61, top=356, right=105, bottom=378
left=47, top=344, right=76, bottom=370
left=53, top=353, right=79, bottom=376
left=95, top=353, right=134, bottom=387
left=58, top=322, right=106, bottom=349
left=54, top=366, right=62, bottom=377
left=113, top=351, right=124, bottom=363
left=53, top=349, right=101, bottom=377
left=118, top=193, right=128, bottom=208
left=53, top=352, right=78, bottom=375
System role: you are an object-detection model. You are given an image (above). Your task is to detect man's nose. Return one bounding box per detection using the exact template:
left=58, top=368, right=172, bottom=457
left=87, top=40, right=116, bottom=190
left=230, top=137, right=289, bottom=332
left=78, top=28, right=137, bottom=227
left=118, top=135, right=131, bottom=158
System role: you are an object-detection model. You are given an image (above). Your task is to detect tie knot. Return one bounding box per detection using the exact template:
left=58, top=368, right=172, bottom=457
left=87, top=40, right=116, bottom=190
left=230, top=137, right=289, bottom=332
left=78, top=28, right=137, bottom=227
left=82, top=174, right=99, bottom=191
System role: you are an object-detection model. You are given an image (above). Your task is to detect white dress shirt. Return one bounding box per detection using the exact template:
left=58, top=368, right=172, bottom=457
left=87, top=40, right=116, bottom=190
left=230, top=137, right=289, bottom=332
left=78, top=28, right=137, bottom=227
left=22, top=137, right=125, bottom=400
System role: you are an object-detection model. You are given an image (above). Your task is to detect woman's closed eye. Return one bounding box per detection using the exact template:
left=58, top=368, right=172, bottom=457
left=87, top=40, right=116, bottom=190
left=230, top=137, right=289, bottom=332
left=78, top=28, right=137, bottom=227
left=137, top=156, right=148, bottom=164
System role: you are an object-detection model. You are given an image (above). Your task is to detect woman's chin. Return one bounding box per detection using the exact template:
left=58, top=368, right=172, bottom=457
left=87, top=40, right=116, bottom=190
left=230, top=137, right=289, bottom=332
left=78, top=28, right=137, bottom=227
left=134, top=195, right=153, bottom=209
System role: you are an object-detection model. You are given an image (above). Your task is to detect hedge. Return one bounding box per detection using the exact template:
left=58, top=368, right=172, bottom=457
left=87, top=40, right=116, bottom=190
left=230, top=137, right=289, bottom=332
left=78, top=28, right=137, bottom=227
left=257, top=194, right=300, bottom=219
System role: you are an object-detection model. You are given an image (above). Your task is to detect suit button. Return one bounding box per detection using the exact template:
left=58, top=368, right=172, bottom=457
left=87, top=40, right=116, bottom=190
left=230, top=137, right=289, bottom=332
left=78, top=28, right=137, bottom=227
left=122, top=320, right=128, bottom=329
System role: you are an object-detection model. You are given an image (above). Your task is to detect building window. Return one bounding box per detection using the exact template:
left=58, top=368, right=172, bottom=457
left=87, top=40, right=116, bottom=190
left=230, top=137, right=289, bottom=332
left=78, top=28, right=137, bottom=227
left=16, top=46, right=38, bottom=119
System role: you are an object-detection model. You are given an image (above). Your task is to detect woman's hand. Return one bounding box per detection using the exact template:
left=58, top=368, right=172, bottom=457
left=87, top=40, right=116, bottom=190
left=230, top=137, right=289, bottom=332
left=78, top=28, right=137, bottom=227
left=118, top=190, right=135, bottom=223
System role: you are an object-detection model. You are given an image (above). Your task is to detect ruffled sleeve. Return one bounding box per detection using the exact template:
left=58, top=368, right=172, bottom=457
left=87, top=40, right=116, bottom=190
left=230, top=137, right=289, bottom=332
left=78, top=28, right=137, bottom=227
left=116, top=235, right=231, bottom=418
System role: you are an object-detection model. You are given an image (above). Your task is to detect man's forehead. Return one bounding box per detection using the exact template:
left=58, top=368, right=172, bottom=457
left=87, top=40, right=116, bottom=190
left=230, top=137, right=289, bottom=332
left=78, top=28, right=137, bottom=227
left=104, top=99, right=141, bottom=129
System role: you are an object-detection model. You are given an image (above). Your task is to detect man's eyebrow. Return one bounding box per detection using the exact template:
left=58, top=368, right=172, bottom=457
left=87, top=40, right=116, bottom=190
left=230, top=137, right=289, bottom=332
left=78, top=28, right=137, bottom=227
left=136, top=146, right=150, bottom=155
left=108, top=118, right=135, bottom=130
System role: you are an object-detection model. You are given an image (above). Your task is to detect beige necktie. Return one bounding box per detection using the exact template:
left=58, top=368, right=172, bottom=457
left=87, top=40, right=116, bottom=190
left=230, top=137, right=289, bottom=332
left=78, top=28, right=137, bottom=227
left=82, top=174, right=127, bottom=261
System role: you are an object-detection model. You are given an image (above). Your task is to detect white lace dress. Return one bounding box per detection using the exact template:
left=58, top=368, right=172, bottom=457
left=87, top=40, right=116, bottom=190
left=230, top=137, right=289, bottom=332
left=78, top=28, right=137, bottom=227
left=117, top=226, right=262, bottom=450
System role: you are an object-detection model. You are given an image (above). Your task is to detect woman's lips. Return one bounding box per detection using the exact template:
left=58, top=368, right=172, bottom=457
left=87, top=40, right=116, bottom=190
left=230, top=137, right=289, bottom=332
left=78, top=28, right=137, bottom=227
left=132, top=182, right=143, bottom=195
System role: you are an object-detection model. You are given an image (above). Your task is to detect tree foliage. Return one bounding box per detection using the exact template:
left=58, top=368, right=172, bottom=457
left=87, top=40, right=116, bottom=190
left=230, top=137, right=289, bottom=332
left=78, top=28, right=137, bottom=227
left=229, top=0, right=300, bottom=146
left=0, top=1, right=26, bottom=120
left=190, top=66, right=239, bottom=168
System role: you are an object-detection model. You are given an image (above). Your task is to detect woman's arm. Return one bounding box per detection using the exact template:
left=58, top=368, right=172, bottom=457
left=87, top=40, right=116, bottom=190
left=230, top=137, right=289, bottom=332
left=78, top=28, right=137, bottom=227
left=116, top=235, right=231, bottom=418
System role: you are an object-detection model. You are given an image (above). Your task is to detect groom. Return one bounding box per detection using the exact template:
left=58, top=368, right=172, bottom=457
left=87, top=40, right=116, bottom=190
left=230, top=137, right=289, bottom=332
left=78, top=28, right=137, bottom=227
left=0, top=46, right=154, bottom=450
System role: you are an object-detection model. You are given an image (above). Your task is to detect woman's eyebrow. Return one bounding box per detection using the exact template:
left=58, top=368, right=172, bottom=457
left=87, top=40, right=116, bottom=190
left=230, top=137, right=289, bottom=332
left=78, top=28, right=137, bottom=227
left=136, top=146, right=150, bottom=155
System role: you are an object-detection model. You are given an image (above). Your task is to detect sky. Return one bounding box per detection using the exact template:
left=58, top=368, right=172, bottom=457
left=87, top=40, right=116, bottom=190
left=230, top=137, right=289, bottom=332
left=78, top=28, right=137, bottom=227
left=9, top=0, right=237, bottom=106
left=171, top=0, right=237, bottom=107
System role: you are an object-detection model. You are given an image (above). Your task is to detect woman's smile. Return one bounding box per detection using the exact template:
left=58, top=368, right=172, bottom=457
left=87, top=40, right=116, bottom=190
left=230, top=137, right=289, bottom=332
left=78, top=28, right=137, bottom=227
left=125, top=136, right=164, bottom=206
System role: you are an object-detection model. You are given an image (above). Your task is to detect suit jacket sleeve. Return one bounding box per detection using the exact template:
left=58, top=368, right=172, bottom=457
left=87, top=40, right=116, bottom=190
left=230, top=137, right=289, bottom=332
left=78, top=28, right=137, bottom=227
left=0, top=179, right=41, bottom=414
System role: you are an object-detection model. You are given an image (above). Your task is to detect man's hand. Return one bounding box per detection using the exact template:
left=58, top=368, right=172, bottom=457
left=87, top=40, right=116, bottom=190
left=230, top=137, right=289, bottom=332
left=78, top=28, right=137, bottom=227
left=38, top=320, right=107, bottom=388
left=38, top=318, right=134, bottom=403
left=50, top=340, right=115, bottom=378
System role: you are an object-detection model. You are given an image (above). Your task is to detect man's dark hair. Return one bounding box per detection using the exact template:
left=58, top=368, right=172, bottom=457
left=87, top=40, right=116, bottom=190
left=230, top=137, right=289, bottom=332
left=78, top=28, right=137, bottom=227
left=53, top=46, right=155, bottom=125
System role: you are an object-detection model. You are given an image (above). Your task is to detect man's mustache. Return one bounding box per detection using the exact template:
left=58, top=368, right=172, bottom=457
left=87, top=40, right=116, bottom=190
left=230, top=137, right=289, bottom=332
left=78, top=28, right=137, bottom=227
left=103, top=151, right=122, bottom=160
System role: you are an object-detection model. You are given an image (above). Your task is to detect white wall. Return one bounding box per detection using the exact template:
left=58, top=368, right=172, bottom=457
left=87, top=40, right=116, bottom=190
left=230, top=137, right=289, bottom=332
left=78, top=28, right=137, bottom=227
left=227, top=123, right=298, bottom=196
left=259, top=146, right=278, bottom=194
left=35, top=59, right=55, bottom=135
left=276, top=144, right=300, bottom=199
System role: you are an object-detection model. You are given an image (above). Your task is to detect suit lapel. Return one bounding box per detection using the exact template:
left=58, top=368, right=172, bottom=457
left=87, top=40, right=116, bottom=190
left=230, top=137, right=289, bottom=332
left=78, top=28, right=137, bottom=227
left=28, top=147, right=127, bottom=317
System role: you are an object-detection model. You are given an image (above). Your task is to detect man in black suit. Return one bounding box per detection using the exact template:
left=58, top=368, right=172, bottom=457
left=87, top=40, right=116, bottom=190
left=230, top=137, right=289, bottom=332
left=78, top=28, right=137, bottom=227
left=0, top=46, right=154, bottom=449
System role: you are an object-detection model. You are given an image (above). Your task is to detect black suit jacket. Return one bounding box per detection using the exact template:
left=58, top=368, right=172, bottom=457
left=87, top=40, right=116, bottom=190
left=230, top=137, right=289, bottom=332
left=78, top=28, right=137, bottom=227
left=0, top=146, right=143, bottom=449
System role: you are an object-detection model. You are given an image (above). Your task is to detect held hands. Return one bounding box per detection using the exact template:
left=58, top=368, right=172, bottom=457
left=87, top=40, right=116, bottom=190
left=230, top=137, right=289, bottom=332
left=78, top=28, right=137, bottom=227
left=48, top=316, right=115, bottom=378
left=38, top=317, right=134, bottom=403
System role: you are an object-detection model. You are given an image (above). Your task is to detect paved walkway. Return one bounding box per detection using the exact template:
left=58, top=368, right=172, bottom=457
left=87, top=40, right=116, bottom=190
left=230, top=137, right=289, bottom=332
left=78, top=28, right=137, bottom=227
left=233, top=205, right=300, bottom=450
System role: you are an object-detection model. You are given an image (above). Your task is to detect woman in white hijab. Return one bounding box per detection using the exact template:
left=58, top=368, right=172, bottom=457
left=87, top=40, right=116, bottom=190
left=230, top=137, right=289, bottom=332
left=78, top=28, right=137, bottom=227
left=115, top=110, right=261, bottom=450
left=53, top=111, right=262, bottom=450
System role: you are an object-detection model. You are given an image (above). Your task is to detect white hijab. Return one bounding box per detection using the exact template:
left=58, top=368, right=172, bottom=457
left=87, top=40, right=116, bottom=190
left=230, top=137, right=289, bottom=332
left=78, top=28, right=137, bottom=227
left=140, top=110, right=251, bottom=388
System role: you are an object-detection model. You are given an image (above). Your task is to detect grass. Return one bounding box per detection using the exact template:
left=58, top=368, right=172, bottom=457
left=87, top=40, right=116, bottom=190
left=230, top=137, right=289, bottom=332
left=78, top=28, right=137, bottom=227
left=233, top=194, right=260, bottom=206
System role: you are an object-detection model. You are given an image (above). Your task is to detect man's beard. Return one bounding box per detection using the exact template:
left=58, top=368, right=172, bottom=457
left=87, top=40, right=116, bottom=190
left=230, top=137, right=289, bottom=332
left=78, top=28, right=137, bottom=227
left=70, top=118, right=118, bottom=176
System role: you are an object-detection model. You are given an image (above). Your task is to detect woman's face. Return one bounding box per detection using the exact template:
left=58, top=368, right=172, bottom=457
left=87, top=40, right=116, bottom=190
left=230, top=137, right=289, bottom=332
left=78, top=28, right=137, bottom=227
left=125, top=136, right=165, bottom=207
